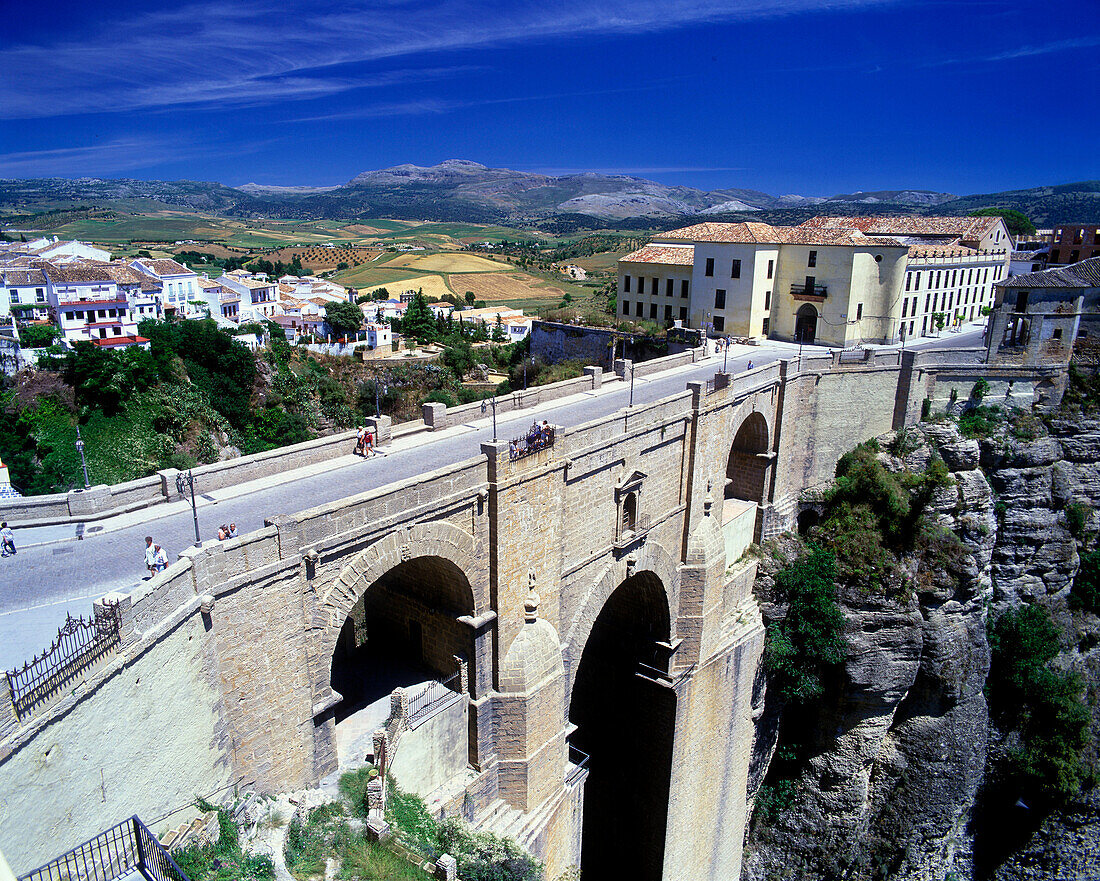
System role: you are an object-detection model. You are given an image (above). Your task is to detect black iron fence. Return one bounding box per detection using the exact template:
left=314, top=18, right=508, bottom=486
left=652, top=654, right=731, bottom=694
left=407, top=670, right=462, bottom=724
left=6, top=602, right=121, bottom=719
left=19, top=815, right=190, bottom=881
left=508, top=425, right=555, bottom=461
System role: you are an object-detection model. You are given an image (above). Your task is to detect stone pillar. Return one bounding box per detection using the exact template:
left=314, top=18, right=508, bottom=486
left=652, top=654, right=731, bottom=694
left=423, top=401, right=447, bottom=430
left=156, top=467, right=180, bottom=501
left=365, top=415, right=392, bottom=447
left=584, top=365, right=602, bottom=389
left=453, top=654, right=469, bottom=695
left=435, top=855, right=457, bottom=881
left=66, top=485, right=112, bottom=518
left=372, top=729, right=388, bottom=776
left=390, top=686, right=409, bottom=724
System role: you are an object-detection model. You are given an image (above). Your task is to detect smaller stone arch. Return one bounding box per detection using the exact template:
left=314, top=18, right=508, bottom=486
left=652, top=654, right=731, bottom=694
left=726, top=411, right=770, bottom=504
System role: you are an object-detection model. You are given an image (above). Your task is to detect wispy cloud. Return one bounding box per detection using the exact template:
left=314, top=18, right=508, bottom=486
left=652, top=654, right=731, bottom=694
left=1, top=0, right=900, bottom=119
left=0, top=137, right=265, bottom=177
left=927, top=35, right=1100, bottom=67
left=529, top=166, right=749, bottom=176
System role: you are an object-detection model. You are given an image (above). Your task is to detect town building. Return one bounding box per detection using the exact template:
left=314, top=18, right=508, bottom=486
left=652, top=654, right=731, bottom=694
left=1, top=268, right=50, bottom=321
left=0, top=237, right=111, bottom=264
left=365, top=323, right=392, bottom=350
left=40, top=262, right=144, bottom=347
left=1048, top=225, right=1100, bottom=265
left=221, top=274, right=278, bottom=321
left=986, top=257, right=1100, bottom=367
left=130, top=258, right=203, bottom=318
left=618, top=216, right=1012, bottom=347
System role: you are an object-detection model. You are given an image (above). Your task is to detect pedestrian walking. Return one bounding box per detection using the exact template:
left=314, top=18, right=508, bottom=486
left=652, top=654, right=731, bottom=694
left=747, top=360, right=753, bottom=370
left=144, top=536, right=157, bottom=578
left=364, top=429, right=375, bottom=457
left=1, top=522, right=15, bottom=557
left=355, top=426, right=366, bottom=456
left=153, top=544, right=168, bottom=572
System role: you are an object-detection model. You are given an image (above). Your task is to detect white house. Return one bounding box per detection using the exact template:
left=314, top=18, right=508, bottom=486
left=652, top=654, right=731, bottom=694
left=220, top=275, right=279, bottom=321
left=131, top=258, right=203, bottom=318
left=1, top=268, right=50, bottom=321
left=366, top=323, right=392, bottom=350
left=40, top=262, right=143, bottom=347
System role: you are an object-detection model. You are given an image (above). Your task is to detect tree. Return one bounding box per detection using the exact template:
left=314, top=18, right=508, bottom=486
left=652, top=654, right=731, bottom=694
left=465, top=291, right=476, bottom=305
left=492, top=316, right=507, bottom=343
left=18, top=324, right=59, bottom=348
left=325, top=301, right=365, bottom=338
left=969, top=208, right=1036, bottom=236
left=402, top=291, right=437, bottom=342
left=441, top=338, right=475, bottom=380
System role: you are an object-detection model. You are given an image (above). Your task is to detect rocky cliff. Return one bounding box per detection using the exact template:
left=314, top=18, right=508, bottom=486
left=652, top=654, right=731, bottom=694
left=742, top=417, right=1100, bottom=881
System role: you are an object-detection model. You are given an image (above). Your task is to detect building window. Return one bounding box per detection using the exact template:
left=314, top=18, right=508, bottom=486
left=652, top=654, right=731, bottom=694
left=767, top=259, right=774, bottom=279
left=651, top=277, right=659, bottom=295
left=1070, top=250, right=1080, bottom=263
left=665, top=305, right=673, bottom=322
left=764, top=290, right=771, bottom=310
left=808, top=250, right=817, bottom=268
left=1053, top=328, right=1063, bottom=342
left=714, top=289, right=726, bottom=309
left=705, top=258, right=714, bottom=277
left=680, top=306, right=687, bottom=321
left=856, top=303, right=863, bottom=320
left=65, top=311, right=74, bottom=321
left=731, top=259, right=741, bottom=279
left=666, top=278, right=673, bottom=297
left=901, top=299, right=908, bottom=318
left=35, top=288, right=45, bottom=302
left=650, top=303, right=658, bottom=320
left=1051, top=249, right=1060, bottom=263
left=624, top=275, right=631, bottom=292
left=623, top=300, right=630, bottom=315
left=636, top=301, right=643, bottom=317
left=713, top=316, right=725, bottom=332
left=804, top=275, right=816, bottom=293
left=762, top=317, right=770, bottom=335
left=621, top=492, right=637, bottom=535
left=681, top=280, right=689, bottom=298
left=905, top=273, right=912, bottom=292
left=915, top=272, right=921, bottom=291
left=8, top=290, right=16, bottom=304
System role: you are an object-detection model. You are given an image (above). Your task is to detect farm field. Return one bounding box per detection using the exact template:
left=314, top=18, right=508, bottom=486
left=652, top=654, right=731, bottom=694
left=385, top=252, right=509, bottom=273
left=570, top=250, right=631, bottom=273
left=355, top=273, right=454, bottom=300
left=260, top=245, right=382, bottom=271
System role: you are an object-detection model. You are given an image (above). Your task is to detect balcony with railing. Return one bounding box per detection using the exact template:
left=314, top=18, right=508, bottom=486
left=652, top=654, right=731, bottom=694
left=18, top=815, right=190, bottom=881
left=791, top=283, right=828, bottom=299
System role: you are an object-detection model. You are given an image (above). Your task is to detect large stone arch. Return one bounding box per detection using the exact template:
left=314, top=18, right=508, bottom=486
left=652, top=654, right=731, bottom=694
left=310, top=521, right=480, bottom=700
left=561, top=537, right=679, bottom=686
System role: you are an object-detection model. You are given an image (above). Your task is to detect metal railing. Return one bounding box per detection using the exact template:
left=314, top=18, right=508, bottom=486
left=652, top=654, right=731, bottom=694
left=791, top=283, right=828, bottom=297
left=19, top=816, right=190, bottom=881
left=6, top=602, right=121, bottom=719
left=407, top=670, right=462, bottom=724
left=508, top=425, right=555, bottom=461
left=566, top=744, right=590, bottom=785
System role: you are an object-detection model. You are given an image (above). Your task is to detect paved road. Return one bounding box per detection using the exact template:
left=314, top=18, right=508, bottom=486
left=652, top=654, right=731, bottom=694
left=0, top=328, right=985, bottom=669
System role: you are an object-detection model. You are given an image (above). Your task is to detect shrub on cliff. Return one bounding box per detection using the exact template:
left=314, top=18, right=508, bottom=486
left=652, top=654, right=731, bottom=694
left=1070, top=549, right=1100, bottom=613
left=988, top=604, right=1089, bottom=804
left=765, top=544, right=846, bottom=704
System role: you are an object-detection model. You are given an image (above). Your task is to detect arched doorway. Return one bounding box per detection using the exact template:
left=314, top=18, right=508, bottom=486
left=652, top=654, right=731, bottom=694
left=795, top=303, right=818, bottom=344
left=569, top=571, right=675, bottom=881
left=724, top=412, right=770, bottom=551
left=329, top=556, right=475, bottom=763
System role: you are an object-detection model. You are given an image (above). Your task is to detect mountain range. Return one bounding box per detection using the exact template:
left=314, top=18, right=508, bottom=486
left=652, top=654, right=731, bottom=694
left=2, top=159, right=1098, bottom=230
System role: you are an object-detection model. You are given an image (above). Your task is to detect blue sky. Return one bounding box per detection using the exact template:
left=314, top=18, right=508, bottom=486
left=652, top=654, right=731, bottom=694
left=1, top=0, right=1098, bottom=196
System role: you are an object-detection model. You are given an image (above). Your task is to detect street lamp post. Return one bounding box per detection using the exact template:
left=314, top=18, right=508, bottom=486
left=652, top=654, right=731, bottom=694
left=176, top=469, right=201, bottom=545
left=481, top=396, right=498, bottom=442
left=523, top=356, right=534, bottom=390
left=628, top=336, right=636, bottom=407
left=74, top=425, right=90, bottom=489
left=373, top=380, right=388, bottom=418
left=723, top=335, right=731, bottom=373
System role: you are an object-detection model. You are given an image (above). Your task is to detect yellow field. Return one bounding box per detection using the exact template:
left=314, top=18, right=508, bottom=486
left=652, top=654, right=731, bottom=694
left=358, top=273, right=455, bottom=300
left=454, top=272, right=575, bottom=302
left=387, top=252, right=509, bottom=273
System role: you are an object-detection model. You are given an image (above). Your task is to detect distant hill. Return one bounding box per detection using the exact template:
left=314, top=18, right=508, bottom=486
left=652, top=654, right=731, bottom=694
left=2, top=162, right=1098, bottom=230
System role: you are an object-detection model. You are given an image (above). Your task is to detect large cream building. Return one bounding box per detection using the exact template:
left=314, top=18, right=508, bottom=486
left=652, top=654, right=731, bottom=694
left=618, top=216, right=1012, bottom=348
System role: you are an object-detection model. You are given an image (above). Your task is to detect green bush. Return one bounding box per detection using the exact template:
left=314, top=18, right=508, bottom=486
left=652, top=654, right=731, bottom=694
left=1065, top=501, right=1092, bottom=539
left=987, top=605, right=1089, bottom=805
left=18, top=324, right=59, bottom=348
left=958, top=405, right=1004, bottom=439
left=753, top=779, right=800, bottom=824
left=437, top=817, right=542, bottom=881
left=174, top=806, right=274, bottom=881
left=1070, top=549, right=1100, bottom=613
left=765, top=544, right=845, bottom=704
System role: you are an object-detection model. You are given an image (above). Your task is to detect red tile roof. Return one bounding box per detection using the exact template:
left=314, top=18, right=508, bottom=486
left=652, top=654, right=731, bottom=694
left=620, top=244, right=695, bottom=266
left=655, top=221, right=904, bottom=248
left=799, top=215, right=1003, bottom=242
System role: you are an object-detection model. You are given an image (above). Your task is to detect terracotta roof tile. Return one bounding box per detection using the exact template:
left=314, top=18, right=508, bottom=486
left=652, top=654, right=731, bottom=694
left=40, top=261, right=117, bottom=284
left=999, top=256, right=1100, bottom=289
left=655, top=221, right=903, bottom=248
left=620, top=244, right=695, bottom=266
left=800, top=215, right=1003, bottom=242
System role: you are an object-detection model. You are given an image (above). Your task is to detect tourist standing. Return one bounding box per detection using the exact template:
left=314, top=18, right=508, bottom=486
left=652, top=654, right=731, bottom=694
left=144, top=536, right=157, bottom=577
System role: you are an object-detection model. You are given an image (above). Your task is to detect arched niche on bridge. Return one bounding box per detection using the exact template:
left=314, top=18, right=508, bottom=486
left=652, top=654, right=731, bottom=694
left=568, top=569, right=675, bottom=881
left=310, top=523, right=482, bottom=774
left=725, top=411, right=771, bottom=509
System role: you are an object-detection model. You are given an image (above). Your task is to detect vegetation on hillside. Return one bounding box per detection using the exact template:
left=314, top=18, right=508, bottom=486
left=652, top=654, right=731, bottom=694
left=968, top=207, right=1036, bottom=236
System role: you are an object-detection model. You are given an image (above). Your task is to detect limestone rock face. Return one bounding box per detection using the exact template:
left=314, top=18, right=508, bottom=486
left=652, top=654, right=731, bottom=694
left=744, top=423, right=994, bottom=881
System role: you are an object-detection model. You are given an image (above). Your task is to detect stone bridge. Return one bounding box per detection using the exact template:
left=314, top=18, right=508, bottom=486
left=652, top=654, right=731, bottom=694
left=0, top=347, right=1066, bottom=881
